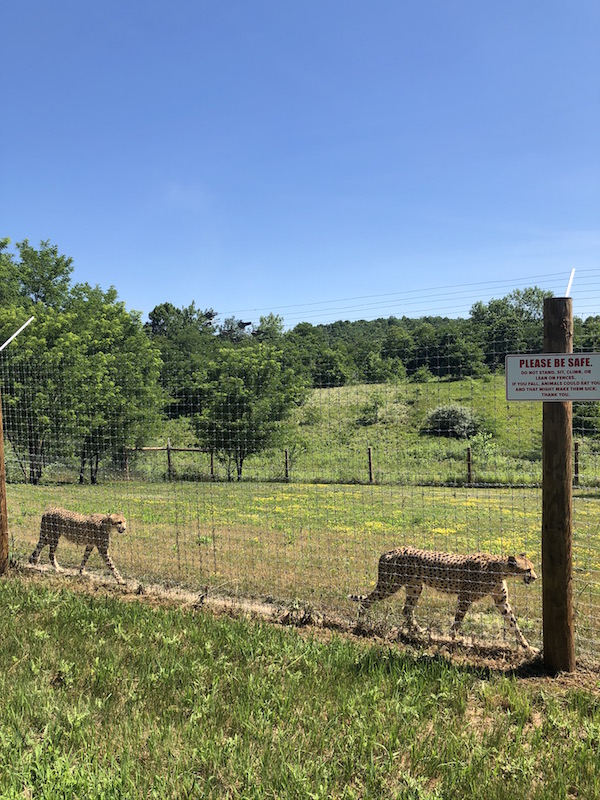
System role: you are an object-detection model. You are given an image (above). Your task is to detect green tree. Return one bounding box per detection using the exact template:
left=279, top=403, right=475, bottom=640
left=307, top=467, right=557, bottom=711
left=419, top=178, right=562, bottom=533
left=0, top=240, right=163, bottom=484
left=285, top=323, right=352, bottom=387
left=0, top=304, right=81, bottom=483
left=577, top=316, right=600, bottom=351
left=0, top=239, right=21, bottom=305
left=145, top=301, right=218, bottom=416
left=14, top=238, right=74, bottom=306
left=192, top=344, right=307, bottom=480
left=470, top=287, right=550, bottom=369
left=251, top=313, right=285, bottom=342
left=218, top=316, right=253, bottom=343
left=430, top=319, right=488, bottom=378
left=66, top=285, right=164, bottom=483
left=381, top=324, right=415, bottom=364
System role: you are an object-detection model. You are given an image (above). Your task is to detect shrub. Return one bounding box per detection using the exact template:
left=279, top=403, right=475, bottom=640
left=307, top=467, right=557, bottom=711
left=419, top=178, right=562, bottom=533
left=422, top=404, right=480, bottom=439
left=411, top=365, right=434, bottom=383
left=356, top=394, right=384, bottom=426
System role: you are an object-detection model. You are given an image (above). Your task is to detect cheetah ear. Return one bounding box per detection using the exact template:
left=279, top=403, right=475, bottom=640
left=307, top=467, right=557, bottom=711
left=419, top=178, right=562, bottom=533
left=508, top=555, right=517, bottom=565
left=519, top=552, right=527, bottom=558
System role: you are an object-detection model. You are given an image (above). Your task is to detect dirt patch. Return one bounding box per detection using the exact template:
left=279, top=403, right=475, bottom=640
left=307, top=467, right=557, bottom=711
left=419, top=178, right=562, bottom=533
left=9, top=562, right=600, bottom=690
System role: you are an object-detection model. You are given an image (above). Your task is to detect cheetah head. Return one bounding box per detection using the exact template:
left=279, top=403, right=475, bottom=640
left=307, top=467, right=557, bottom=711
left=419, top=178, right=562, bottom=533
left=108, top=513, right=127, bottom=534
left=508, top=554, right=537, bottom=584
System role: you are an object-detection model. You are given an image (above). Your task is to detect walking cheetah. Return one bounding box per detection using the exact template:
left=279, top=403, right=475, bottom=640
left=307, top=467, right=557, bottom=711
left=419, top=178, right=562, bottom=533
left=350, top=545, right=537, bottom=648
left=29, top=507, right=126, bottom=583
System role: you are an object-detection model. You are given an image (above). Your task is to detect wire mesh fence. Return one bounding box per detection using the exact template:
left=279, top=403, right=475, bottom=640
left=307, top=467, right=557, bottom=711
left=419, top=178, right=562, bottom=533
left=2, top=292, right=600, bottom=664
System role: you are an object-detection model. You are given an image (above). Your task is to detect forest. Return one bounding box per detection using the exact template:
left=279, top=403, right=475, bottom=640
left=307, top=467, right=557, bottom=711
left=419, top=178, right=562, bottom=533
left=2, top=237, right=600, bottom=484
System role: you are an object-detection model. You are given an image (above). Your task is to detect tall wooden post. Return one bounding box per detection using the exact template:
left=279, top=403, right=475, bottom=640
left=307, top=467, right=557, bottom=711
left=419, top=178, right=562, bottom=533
left=0, top=390, right=9, bottom=575
left=542, top=297, right=575, bottom=673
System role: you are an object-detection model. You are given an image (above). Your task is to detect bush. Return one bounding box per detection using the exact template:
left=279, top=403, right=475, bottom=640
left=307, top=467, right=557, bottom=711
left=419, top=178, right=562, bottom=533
left=422, top=404, right=480, bottom=439
left=356, top=394, right=384, bottom=426
left=411, top=365, right=434, bottom=383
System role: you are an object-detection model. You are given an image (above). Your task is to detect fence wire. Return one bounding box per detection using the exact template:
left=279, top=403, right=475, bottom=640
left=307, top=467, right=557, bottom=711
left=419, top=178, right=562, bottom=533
left=2, top=303, right=600, bottom=663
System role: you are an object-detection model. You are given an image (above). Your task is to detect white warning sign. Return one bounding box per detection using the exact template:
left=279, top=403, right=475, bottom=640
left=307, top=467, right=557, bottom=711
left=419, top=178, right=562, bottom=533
left=506, top=354, right=600, bottom=401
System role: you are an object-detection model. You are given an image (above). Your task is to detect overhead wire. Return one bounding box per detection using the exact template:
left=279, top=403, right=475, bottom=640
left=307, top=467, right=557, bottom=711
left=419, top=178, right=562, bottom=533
left=220, top=269, right=600, bottom=327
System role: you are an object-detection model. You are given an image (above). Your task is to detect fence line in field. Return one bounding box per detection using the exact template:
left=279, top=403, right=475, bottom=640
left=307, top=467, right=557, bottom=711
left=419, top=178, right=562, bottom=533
left=131, top=440, right=595, bottom=489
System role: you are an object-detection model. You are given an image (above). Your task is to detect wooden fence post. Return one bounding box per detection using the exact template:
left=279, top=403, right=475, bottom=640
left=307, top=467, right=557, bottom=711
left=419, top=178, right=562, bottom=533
left=167, top=438, right=173, bottom=481
left=368, top=447, right=374, bottom=484
left=466, top=446, right=473, bottom=485
left=284, top=449, right=290, bottom=482
left=0, top=390, right=9, bottom=575
left=542, top=296, right=575, bottom=673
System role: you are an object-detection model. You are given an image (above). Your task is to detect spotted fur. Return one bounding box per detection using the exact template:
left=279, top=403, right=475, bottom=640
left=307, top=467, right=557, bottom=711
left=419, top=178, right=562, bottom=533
left=349, top=545, right=537, bottom=648
left=29, top=507, right=126, bottom=583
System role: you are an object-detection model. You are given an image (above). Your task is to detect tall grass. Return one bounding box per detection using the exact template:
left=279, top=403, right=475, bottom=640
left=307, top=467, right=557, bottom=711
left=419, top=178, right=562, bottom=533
left=1, top=575, right=599, bottom=800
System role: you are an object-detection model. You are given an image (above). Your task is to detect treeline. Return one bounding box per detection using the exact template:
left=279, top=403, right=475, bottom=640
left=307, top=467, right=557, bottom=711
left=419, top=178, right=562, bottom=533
left=2, top=238, right=600, bottom=483
left=149, top=291, right=600, bottom=390
left=286, top=292, right=600, bottom=386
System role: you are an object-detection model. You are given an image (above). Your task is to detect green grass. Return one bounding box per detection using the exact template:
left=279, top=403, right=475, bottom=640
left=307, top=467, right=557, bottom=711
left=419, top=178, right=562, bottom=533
left=7, top=376, right=600, bottom=491
left=1, top=575, right=600, bottom=799
left=281, top=376, right=544, bottom=486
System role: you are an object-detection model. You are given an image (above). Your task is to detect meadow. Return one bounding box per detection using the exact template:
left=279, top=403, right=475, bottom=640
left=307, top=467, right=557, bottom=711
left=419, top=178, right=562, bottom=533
left=1, top=574, right=599, bottom=800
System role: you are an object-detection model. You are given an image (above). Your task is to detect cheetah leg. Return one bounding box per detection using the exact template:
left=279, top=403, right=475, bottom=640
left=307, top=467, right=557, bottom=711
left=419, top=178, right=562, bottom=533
left=492, top=584, right=530, bottom=649
left=350, top=571, right=403, bottom=616
left=29, top=538, right=45, bottom=565
left=98, top=544, right=123, bottom=583
left=450, top=594, right=472, bottom=638
left=79, top=545, right=94, bottom=574
left=402, top=580, right=424, bottom=634
left=48, top=541, right=62, bottom=572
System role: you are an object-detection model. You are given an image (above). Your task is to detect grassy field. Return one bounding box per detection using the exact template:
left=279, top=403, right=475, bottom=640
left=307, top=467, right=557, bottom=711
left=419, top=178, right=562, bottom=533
left=1, top=573, right=599, bottom=800
left=283, top=376, right=545, bottom=486
left=116, top=375, right=550, bottom=486
left=7, top=477, right=600, bottom=661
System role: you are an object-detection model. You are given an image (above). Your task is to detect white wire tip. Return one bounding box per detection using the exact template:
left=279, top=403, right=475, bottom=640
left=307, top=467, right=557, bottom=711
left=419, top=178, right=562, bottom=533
left=0, top=316, right=35, bottom=352
left=564, top=268, right=575, bottom=298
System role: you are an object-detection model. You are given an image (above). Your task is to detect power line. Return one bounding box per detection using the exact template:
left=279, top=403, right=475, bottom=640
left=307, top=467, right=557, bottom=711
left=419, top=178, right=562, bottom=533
left=219, top=269, right=600, bottom=326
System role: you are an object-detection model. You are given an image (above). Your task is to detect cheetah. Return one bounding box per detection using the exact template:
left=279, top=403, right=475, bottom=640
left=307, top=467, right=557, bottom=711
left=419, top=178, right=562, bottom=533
left=29, top=507, right=126, bottom=583
left=349, top=545, right=537, bottom=648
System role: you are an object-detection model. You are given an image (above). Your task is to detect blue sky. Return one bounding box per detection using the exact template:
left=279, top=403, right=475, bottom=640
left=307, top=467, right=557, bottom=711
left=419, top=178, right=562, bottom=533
left=2, top=1, right=599, bottom=326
